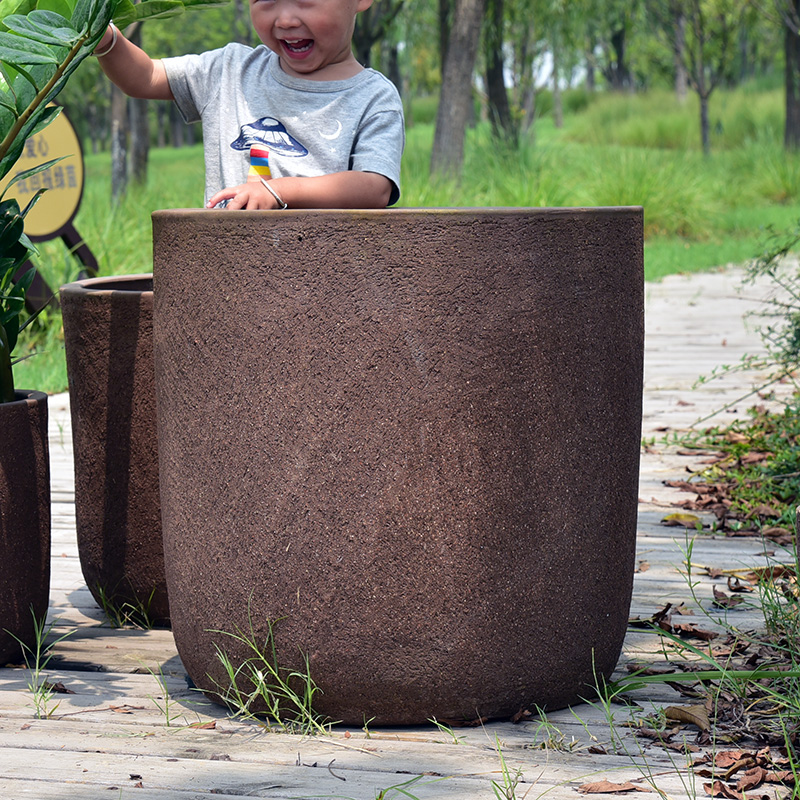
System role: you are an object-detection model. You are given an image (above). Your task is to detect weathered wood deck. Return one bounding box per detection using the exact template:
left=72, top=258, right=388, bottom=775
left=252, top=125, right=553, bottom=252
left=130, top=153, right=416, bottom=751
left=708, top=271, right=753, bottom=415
left=1, top=266, right=790, bottom=799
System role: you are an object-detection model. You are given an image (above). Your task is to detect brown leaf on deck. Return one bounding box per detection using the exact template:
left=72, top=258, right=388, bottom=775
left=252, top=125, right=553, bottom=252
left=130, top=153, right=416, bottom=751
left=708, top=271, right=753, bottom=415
left=44, top=681, right=75, bottom=694
left=749, top=504, right=781, bottom=518
left=726, top=577, right=753, bottom=593
left=761, top=527, right=794, bottom=544
left=661, top=512, right=702, bottom=527
left=712, top=587, right=744, bottom=609
left=671, top=622, right=718, bottom=641
left=665, top=704, right=711, bottom=731
left=736, top=767, right=769, bottom=792
left=745, top=564, right=796, bottom=582
left=187, top=720, right=217, bottom=729
left=704, top=781, right=744, bottom=800
left=739, top=451, right=769, bottom=464
left=578, top=781, right=651, bottom=794
left=725, top=432, right=750, bottom=444
left=510, top=707, right=532, bottom=724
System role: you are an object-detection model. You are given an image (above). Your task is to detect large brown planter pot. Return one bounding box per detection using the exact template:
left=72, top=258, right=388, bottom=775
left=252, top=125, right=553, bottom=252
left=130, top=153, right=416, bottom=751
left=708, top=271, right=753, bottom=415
left=0, top=390, right=50, bottom=664
left=60, top=275, right=168, bottom=627
left=152, top=208, right=644, bottom=725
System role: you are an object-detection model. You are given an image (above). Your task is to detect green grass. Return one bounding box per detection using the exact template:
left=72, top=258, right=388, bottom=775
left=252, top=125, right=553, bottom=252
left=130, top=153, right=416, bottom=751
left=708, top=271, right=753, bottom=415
left=15, top=84, right=800, bottom=393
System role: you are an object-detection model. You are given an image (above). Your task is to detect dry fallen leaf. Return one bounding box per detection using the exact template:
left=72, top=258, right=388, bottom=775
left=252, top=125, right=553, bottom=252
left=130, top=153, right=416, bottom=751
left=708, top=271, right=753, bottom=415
left=665, top=704, right=711, bottom=731
left=578, top=781, right=651, bottom=794
left=712, top=587, right=744, bottom=609
left=704, top=780, right=743, bottom=800
left=661, top=512, right=702, bottom=528
left=186, top=720, right=216, bottom=729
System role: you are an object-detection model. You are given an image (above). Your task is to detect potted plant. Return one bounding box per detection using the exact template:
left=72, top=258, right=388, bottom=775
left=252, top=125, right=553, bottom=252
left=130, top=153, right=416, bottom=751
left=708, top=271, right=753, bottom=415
left=0, top=0, right=224, bottom=655
left=0, top=184, right=52, bottom=663
left=0, top=0, right=122, bottom=663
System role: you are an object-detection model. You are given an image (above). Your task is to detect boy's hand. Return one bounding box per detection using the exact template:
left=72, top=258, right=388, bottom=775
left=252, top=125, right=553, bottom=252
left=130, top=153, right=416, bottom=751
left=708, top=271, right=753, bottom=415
left=206, top=181, right=281, bottom=210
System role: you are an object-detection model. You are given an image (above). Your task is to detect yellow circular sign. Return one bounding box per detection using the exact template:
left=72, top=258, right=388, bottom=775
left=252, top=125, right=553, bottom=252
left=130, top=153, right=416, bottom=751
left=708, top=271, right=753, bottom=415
left=0, top=108, right=83, bottom=240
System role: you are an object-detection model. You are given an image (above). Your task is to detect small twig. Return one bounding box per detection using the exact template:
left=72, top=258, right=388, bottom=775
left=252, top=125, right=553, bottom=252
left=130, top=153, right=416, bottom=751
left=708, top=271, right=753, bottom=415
left=327, top=759, right=346, bottom=781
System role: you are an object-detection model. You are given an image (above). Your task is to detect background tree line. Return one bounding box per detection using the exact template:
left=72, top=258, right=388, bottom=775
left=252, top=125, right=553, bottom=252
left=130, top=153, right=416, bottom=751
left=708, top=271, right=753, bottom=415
left=57, top=0, right=800, bottom=199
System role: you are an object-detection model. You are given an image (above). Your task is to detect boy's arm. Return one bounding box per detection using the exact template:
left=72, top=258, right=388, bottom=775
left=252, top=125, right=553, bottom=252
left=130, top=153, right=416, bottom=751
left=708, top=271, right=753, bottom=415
left=206, top=171, right=393, bottom=210
left=94, top=25, right=174, bottom=100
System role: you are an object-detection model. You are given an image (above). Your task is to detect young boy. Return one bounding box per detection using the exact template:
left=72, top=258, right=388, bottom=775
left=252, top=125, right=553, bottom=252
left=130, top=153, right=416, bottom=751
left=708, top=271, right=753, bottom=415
left=93, top=0, right=404, bottom=210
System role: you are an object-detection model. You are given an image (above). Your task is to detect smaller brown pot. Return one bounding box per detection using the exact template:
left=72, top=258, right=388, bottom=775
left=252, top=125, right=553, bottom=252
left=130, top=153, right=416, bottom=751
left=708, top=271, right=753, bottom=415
left=60, top=274, right=168, bottom=627
left=0, top=390, right=51, bottom=664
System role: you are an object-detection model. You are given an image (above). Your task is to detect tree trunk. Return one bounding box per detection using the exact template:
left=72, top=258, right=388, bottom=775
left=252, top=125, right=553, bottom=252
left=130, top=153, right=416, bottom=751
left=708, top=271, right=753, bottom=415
left=699, top=92, right=711, bottom=155
left=232, top=0, right=253, bottom=45
left=674, top=10, right=688, bottom=103
left=385, top=41, right=402, bottom=95
left=110, top=83, right=128, bottom=202
left=439, top=0, right=454, bottom=68
left=484, top=0, right=516, bottom=143
left=607, top=27, right=630, bottom=90
left=552, top=34, right=563, bottom=129
left=785, top=8, right=800, bottom=150
left=430, top=0, right=486, bottom=176
left=156, top=102, right=167, bottom=149
left=129, top=97, right=149, bottom=184
left=170, top=103, right=185, bottom=148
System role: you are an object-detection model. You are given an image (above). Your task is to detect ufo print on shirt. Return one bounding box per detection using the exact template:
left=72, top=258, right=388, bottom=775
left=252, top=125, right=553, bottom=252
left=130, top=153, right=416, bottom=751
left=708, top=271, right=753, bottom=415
left=230, top=117, right=308, bottom=158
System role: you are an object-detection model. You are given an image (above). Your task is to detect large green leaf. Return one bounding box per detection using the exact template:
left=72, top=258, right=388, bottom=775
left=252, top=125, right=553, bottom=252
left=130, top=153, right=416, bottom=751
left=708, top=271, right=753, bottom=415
left=181, top=0, right=230, bottom=8
left=35, top=0, right=74, bottom=18
left=0, top=30, right=61, bottom=62
left=4, top=12, right=79, bottom=45
left=0, top=0, right=36, bottom=29
left=113, top=0, right=182, bottom=28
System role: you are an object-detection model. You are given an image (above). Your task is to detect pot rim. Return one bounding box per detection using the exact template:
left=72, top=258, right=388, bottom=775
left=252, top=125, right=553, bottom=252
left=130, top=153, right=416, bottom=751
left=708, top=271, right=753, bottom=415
left=60, top=274, right=153, bottom=297
left=3, top=389, right=49, bottom=406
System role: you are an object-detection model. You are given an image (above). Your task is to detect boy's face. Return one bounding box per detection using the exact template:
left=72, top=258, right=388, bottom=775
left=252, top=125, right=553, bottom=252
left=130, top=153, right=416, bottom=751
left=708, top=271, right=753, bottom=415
left=250, top=0, right=373, bottom=80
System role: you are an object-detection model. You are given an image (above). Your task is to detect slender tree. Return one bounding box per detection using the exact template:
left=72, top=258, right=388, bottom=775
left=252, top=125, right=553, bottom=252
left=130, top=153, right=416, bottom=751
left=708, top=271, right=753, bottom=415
left=764, top=0, right=800, bottom=148
left=353, top=0, right=405, bottom=67
left=681, top=0, right=749, bottom=154
left=430, top=0, right=487, bottom=175
left=483, top=0, right=517, bottom=143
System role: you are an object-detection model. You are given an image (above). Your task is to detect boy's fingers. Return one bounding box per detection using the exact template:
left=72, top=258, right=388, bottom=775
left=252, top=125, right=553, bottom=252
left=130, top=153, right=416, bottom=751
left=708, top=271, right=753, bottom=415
left=206, top=189, right=233, bottom=208
left=207, top=184, right=274, bottom=210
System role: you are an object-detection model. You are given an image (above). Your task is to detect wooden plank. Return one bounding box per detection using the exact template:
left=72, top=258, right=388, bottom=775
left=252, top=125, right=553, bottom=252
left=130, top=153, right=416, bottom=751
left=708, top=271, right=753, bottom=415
left=0, top=266, right=790, bottom=800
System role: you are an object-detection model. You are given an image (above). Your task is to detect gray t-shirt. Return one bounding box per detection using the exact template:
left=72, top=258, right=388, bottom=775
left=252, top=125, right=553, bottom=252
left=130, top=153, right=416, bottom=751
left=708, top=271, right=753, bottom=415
left=162, top=44, right=404, bottom=206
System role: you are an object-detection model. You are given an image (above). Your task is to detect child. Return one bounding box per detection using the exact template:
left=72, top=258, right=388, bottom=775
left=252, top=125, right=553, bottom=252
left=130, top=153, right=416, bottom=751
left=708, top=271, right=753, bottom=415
left=94, top=0, right=404, bottom=210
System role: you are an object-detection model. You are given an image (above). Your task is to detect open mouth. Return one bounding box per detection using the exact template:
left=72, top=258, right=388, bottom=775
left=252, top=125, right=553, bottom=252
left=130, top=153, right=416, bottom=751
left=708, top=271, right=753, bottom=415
left=282, top=39, right=313, bottom=56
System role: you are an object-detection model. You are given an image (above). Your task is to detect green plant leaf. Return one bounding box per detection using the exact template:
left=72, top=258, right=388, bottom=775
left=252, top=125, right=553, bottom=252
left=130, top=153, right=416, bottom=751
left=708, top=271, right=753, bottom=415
left=34, top=0, right=74, bottom=18
left=68, top=0, right=94, bottom=34
left=179, top=0, right=231, bottom=8
left=0, top=0, right=36, bottom=31
left=112, top=0, right=182, bottom=28
left=0, top=31, right=61, bottom=63
left=0, top=322, right=14, bottom=401
left=4, top=13, right=79, bottom=46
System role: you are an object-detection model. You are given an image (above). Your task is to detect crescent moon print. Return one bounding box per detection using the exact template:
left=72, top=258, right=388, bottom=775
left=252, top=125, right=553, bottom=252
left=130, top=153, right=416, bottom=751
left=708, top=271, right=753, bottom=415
left=319, top=120, right=343, bottom=140
left=230, top=117, right=308, bottom=157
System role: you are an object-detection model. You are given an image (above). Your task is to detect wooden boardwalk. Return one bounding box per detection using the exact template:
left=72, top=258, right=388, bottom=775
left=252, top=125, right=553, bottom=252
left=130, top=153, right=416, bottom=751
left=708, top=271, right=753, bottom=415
left=1, top=266, right=790, bottom=799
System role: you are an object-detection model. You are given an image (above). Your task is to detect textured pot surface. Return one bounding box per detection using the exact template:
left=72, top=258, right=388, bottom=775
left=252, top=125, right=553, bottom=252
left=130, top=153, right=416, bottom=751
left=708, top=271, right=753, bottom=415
left=153, top=208, right=644, bottom=725
left=60, top=275, right=168, bottom=626
left=0, top=390, right=50, bottom=663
